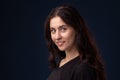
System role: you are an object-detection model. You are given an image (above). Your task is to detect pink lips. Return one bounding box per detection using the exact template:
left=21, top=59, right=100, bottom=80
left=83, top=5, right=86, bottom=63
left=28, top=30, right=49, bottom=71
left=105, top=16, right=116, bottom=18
left=56, top=41, right=65, bottom=46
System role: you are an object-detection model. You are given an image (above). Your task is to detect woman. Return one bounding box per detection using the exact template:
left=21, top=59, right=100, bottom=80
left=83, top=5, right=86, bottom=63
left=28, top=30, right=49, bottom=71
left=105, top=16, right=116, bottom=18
left=44, top=4, right=106, bottom=80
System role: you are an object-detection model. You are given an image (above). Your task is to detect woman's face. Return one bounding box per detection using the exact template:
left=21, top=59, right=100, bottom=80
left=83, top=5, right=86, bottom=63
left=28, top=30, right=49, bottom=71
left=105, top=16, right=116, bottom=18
left=50, top=16, right=76, bottom=51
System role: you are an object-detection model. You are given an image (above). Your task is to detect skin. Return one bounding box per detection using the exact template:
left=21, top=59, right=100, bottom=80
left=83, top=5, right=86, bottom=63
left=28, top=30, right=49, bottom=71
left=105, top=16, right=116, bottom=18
left=50, top=16, right=79, bottom=67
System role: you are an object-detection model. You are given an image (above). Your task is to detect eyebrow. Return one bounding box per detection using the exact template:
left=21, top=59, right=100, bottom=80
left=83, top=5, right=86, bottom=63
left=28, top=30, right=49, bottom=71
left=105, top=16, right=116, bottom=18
left=50, top=25, right=67, bottom=29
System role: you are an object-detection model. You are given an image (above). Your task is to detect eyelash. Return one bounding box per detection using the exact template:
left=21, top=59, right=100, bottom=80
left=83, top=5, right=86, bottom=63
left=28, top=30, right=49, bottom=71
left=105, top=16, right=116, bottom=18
left=61, top=28, right=67, bottom=32
left=50, top=29, right=56, bottom=33
left=50, top=27, right=67, bottom=34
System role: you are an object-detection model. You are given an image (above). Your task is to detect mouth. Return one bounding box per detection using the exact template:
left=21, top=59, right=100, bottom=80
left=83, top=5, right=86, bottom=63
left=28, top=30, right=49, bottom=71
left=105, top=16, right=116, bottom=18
left=56, top=41, right=65, bottom=47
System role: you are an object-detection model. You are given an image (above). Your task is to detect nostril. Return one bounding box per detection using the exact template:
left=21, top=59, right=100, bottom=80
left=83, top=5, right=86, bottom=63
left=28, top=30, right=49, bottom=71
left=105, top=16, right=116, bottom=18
left=57, top=37, right=62, bottom=40
left=55, top=32, right=61, bottom=40
left=56, top=35, right=61, bottom=40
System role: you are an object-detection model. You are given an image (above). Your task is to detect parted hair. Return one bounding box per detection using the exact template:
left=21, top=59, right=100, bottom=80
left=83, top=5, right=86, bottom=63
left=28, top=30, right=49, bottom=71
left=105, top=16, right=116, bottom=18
left=44, top=4, right=106, bottom=80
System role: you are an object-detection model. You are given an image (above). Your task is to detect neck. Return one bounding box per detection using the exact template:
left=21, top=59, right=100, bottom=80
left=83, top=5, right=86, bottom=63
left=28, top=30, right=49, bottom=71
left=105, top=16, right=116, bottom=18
left=59, top=46, right=79, bottom=67
left=65, top=46, right=79, bottom=61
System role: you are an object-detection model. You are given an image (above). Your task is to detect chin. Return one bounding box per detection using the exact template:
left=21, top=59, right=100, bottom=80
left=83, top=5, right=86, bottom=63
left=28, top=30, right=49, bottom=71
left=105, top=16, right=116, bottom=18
left=58, top=47, right=66, bottom=51
left=59, top=49, right=65, bottom=51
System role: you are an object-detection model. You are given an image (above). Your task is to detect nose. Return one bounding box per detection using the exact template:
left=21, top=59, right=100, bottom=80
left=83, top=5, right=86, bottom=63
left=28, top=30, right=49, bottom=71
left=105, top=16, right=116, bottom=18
left=55, top=31, right=62, bottom=40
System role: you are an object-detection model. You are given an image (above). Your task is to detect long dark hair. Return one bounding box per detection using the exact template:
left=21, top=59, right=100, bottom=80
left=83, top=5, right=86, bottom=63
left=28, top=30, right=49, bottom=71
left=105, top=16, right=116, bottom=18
left=45, top=4, right=106, bottom=80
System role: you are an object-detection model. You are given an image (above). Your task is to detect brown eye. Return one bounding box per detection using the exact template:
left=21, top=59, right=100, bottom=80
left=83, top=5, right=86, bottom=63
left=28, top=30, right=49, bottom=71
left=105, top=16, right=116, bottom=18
left=50, top=29, right=56, bottom=34
left=61, top=28, right=67, bottom=32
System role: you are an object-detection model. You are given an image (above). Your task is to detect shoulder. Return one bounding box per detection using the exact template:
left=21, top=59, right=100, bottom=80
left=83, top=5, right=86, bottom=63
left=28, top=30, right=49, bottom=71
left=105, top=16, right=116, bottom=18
left=73, top=63, right=97, bottom=80
left=76, top=63, right=95, bottom=72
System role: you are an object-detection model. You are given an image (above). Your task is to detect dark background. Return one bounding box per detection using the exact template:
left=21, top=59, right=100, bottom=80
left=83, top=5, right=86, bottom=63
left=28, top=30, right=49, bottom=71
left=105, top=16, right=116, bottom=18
left=2, top=0, right=120, bottom=80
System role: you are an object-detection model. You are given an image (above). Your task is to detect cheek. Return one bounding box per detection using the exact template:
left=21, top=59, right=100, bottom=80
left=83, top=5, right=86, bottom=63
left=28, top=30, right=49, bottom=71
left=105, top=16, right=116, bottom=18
left=51, top=35, right=55, bottom=42
left=70, top=32, right=76, bottom=42
left=67, top=30, right=75, bottom=38
left=69, top=35, right=75, bottom=44
left=65, top=32, right=76, bottom=43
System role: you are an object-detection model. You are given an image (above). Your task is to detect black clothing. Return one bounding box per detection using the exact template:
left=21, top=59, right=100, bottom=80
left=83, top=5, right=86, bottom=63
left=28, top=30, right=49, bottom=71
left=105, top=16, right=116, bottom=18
left=47, top=56, right=97, bottom=80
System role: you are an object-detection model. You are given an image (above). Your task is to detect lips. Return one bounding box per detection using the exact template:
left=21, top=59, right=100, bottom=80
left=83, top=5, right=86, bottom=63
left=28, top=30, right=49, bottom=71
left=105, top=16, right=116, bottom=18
left=56, top=41, right=65, bottom=46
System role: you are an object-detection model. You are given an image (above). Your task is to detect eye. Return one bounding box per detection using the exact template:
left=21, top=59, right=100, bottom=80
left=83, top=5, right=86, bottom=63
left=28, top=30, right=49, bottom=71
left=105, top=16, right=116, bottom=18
left=50, top=28, right=56, bottom=34
left=61, top=27, right=67, bottom=32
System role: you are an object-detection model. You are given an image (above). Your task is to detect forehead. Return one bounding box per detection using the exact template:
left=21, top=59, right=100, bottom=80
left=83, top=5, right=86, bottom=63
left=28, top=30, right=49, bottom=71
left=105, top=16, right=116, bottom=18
left=50, top=16, right=66, bottom=28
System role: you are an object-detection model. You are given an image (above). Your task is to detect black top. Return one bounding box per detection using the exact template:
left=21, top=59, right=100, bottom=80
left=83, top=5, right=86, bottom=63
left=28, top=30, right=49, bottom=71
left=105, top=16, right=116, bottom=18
left=47, top=56, right=97, bottom=80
